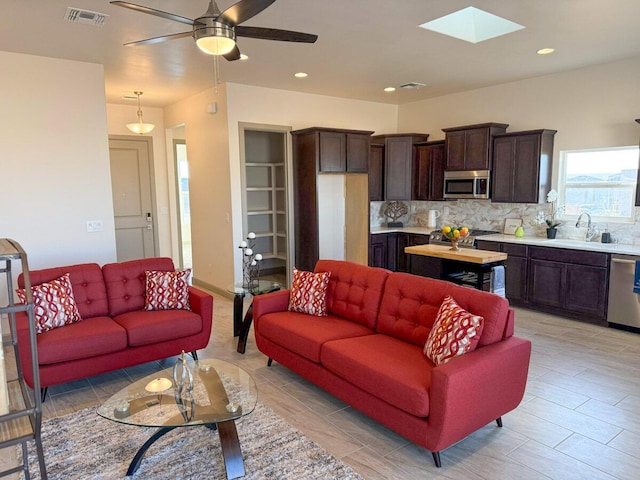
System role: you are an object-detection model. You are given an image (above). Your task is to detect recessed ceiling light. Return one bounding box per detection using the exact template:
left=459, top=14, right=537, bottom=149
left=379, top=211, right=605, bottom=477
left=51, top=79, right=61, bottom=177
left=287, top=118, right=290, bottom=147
left=294, top=72, right=308, bottom=78
left=419, top=7, right=525, bottom=44
left=537, top=48, right=555, bottom=55
left=384, top=87, right=396, bottom=92
left=240, top=54, right=249, bottom=60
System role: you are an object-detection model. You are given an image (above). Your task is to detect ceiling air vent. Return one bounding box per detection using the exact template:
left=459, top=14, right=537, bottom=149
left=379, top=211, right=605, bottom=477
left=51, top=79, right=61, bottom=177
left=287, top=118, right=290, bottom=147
left=64, top=7, right=109, bottom=26
left=399, top=82, right=426, bottom=89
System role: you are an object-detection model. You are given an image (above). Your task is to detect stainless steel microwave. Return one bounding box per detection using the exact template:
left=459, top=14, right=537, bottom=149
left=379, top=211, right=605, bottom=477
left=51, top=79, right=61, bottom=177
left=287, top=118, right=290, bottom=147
left=443, top=170, right=490, bottom=199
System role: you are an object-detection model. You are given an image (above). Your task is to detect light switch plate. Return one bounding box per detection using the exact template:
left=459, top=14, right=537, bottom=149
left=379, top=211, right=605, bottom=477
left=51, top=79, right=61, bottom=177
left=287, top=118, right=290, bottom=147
left=86, top=220, right=103, bottom=232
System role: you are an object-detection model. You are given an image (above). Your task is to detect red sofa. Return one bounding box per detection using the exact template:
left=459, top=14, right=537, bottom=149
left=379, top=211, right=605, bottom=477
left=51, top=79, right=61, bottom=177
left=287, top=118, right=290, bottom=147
left=253, top=259, right=531, bottom=467
left=16, top=257, right=213, bottom=398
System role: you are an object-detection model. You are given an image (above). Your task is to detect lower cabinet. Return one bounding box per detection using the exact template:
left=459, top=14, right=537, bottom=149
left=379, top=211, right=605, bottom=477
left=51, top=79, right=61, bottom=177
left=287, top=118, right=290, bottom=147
left=369, top=233, right=430, bottom=271
left=477, top=240, right=609, bottom=325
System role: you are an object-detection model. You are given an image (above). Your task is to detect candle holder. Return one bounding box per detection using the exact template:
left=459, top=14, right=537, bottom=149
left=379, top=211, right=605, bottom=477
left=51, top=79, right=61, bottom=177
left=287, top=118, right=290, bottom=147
left=238, top=232, right=262, bottom=289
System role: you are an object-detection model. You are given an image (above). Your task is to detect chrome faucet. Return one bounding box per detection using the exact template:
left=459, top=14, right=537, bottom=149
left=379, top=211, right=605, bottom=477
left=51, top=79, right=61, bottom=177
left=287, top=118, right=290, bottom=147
left=576, top=212, right=598, bottom=242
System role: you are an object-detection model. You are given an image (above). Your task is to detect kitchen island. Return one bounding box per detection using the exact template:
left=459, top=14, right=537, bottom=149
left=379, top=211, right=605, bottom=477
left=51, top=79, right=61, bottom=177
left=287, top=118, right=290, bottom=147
left=405, top=244, right=507, bottom=291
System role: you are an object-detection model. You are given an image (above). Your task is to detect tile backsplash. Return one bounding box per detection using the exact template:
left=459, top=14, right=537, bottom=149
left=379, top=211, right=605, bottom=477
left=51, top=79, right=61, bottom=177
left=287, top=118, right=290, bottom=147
left=371, top=200, right=640, bottom=245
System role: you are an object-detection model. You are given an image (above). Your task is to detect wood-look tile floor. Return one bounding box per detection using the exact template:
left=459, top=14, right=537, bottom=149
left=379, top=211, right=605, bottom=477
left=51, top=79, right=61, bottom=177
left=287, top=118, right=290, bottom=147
left=4, top=292, right=640, bottom=479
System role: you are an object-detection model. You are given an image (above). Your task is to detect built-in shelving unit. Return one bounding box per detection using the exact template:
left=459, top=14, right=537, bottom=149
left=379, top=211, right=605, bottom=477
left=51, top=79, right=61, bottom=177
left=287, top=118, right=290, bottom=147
left=0, top=238, right=47, bottom=479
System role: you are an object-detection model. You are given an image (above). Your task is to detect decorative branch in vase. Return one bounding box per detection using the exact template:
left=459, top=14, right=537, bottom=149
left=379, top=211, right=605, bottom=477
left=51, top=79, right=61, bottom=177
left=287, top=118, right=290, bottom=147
left=238, top=232, right=262, bottom=289
left=383, top=201, right=408, bottom=228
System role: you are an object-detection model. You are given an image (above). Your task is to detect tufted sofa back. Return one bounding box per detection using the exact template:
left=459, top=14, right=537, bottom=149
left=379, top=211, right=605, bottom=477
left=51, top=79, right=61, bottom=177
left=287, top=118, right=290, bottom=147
left=377, top=272, right=511, bottom=348
left=314, top=260, right=389, bottom=329
left=102, top=257, right=175, bottom=316
left=18, top=263, right=108, bottom=319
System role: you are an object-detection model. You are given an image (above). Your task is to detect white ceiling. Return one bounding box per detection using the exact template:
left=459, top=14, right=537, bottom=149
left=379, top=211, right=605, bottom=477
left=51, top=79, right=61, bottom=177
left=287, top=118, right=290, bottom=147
left=3, top=0, right=640, bottom=108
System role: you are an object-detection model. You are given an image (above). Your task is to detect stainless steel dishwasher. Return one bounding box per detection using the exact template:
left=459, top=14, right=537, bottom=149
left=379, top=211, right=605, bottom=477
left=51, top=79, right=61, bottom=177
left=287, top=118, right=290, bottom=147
left=608, top=254, right=640, bottom=332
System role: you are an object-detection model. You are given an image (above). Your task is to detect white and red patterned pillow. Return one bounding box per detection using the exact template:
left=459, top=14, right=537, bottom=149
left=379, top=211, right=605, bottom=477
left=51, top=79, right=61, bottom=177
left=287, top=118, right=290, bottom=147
left=423, top=295, right=484, bottom=366
left=144, top=269, right=192, bottom=311
left=288, top=268, right=331, bottom=316
left=16, top=273, right=82, bottom=334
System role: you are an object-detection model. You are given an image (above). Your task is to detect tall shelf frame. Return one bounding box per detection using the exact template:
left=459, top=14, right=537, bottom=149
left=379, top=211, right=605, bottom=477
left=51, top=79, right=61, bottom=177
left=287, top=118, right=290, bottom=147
left=0, top=239, right=47, bottom=479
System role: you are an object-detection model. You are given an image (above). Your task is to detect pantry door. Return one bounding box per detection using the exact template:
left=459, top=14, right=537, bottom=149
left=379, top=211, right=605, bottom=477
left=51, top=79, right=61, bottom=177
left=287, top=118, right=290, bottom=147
left=108, top=136, right=157, bottom=261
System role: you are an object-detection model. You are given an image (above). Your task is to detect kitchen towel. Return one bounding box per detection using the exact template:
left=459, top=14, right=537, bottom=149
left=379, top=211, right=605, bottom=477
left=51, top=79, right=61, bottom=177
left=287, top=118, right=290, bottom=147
left=490, top=265, right=506, bottom=298
left=634, top=261, right=640, bottom=294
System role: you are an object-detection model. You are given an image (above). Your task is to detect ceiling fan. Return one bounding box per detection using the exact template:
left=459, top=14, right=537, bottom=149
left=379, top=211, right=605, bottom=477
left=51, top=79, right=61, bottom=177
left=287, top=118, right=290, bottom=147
left=110, top=0, right=318, bottom=61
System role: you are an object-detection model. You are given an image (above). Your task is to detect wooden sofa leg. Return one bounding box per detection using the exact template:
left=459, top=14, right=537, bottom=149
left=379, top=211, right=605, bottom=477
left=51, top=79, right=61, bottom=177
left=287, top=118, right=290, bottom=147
left=267, top=358, right=273, bottom=367
left=496, top=417, right=503, bottom=428
left=41, top=387, right=48, bottom=403
left=432, top=451, right=442, bottom=468
left=190, top=351, right=199, bottom=361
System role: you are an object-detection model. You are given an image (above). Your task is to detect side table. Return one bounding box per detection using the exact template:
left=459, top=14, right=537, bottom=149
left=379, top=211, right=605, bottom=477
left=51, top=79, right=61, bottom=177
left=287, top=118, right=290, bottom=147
left=227, top=281, right=280, bottom=354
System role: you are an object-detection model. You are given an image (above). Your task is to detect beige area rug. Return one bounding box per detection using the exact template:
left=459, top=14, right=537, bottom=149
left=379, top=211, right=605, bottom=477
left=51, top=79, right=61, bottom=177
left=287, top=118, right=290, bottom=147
left=25, top=402, right=363, bottom=479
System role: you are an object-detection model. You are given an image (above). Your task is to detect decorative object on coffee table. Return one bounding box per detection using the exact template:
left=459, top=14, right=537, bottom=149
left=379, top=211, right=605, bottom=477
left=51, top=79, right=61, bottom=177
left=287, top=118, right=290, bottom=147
left=383, top=200, right=408, bottom=227
left=238, top=232, right=262, bottom=289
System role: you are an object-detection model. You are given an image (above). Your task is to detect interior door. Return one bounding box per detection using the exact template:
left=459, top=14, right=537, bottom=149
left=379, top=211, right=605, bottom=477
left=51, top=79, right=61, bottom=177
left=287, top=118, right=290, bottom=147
left=108, top=137, right=157, bottom=261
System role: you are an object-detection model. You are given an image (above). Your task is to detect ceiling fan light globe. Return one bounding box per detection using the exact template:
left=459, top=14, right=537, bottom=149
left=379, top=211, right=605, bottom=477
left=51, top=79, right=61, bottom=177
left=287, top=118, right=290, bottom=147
left=196, top=36, right=236, bottom=55
left=126, top=122, right=155, bottom=134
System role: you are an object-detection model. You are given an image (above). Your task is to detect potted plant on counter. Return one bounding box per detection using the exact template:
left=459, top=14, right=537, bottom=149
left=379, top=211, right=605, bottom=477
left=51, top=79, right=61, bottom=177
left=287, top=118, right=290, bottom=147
left=545, top=218, right=562, bottom=239
left=545, top=189, right=562, bottom=239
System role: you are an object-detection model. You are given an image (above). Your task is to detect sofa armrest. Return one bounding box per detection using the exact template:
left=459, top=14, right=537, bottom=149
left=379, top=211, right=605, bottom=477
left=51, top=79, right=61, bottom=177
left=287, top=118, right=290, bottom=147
left=188, top=286, right=214, bottom=333
left=253, top=289, right=291, bottom=320
left=426, top=336, right=532, bottom=451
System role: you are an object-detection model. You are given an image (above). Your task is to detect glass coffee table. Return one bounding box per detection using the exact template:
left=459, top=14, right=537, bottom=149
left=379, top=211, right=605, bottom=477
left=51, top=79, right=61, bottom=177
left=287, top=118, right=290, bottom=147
left=97, top=358, right=257, bottom=479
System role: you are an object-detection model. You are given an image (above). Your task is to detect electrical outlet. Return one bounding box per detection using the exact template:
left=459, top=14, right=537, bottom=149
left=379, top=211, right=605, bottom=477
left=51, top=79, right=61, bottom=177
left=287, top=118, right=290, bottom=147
left=86, top=220, right=103, bottom=232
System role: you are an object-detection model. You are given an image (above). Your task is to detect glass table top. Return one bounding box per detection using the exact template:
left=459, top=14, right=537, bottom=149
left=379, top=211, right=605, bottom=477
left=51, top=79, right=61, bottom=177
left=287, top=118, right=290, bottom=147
left=226, top=280, right=281, bottom=296
left=97, top=358, right=257, bottom=428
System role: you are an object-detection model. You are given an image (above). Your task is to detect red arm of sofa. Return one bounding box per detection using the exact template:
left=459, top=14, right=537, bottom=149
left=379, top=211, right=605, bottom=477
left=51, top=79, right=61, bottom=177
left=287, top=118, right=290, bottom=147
left=188, top=286, right=214, bottom=335
left=253, top=289, right=291, bottom=321
left=425, top=336, right=532, bottom=452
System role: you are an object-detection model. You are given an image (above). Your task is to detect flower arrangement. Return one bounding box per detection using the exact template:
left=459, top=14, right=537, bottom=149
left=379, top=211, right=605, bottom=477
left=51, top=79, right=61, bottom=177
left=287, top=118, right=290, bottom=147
left=545, top=189, right=563, bottom=229
left=238, top=232, right=262, bottom=289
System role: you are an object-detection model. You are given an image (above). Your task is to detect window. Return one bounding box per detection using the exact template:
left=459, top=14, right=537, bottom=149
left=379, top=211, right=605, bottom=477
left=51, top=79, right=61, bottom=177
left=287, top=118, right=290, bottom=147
left=558, top=146, right=639, bottom=223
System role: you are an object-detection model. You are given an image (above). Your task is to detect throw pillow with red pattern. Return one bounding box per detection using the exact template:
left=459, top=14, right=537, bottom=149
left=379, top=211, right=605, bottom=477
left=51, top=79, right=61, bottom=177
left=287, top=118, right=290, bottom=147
left=423, top=295, right=484, bottom=365
left=144, top=269, right=192, bottom=311
left=16, top=273, right=82, bottom=334
left=288, top=268, right=331, bottom=316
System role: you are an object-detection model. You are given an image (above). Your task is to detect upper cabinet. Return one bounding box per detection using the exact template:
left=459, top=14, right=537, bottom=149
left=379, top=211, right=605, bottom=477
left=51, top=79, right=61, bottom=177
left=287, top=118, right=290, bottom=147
left=442, top=123, right=508, bottom=171
left=369, top=143, right=384, bottom=201
left=413, top=141, right=445, bottom=201
left=492, top=129, right=556, bottom=204
left=371, top=134, right=430, bottom=201
left=297, top=127, right=373, bottom=174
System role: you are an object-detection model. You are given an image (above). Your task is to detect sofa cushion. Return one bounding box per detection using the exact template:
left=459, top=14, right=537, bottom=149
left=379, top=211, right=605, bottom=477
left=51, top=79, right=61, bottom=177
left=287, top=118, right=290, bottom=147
left=288, top=268, right=330, bottom=316
left=18, top=263, right=109, bottom=319
left=17, top=273, right=82, bottom=334
left=37, top=316, right=127, bottom=365
left=256, top=311, right=374, bottom=363
left=103, top=257, right=175, bottom=316
left=314, top=260, right=389, bottom=329
left=113, top=309, right=203, bottom=347
left=423, top=295, right=484, bottom=365
left=144, top=269, right=192, bottom=311
left=322, top=334, right=432, bottom=417
left=377, top=272, right=510, bottom=348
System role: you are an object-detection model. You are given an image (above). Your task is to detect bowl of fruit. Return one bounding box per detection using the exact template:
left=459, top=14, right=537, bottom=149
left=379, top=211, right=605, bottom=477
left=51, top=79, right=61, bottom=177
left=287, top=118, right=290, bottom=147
left=442, top=226, right=469, bottom=251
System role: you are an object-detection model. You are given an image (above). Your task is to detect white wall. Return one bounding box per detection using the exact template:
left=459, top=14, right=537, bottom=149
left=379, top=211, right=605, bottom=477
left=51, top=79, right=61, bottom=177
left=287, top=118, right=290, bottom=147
left=0, top=52, right=116, bottom=272
left=225, top=83, right=399, bottom=281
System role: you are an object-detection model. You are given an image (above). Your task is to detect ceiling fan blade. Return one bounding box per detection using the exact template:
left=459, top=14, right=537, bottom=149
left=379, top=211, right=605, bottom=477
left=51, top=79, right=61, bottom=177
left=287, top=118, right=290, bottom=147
left=223, top=45, right=242, bottom=61
left=110, top=1, right=196, bottom=26
left=220, top=0, right=276, bottom=26
left=236, top=26, right=318, bottom=43
left=124, top=31, right=194, bottom=47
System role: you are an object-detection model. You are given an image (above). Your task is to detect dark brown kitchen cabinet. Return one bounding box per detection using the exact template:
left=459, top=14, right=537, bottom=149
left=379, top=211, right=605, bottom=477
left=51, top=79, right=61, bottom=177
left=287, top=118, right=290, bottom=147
left=442, top=123, right=508, bottom=171
left=492, top=129, right=556, bottom=203
left=527, top=246, right=609, bottom=325
left=372, top=134, right=429, bottom=201
left=368, top=232, right=430, bottom=271
left=413, top=141, right=445, bottom=201
left=369, top=143, right=384, bottom=201
left=291, top=127, right=374, bottom=271
left=368, top=233, right=388, bottom=268
left=475, top=240, right=528, bottom=303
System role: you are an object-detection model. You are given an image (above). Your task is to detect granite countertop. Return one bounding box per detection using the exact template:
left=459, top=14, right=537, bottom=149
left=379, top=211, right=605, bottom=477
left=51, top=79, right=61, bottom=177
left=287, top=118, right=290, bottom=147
left=370, top=226, right=433, bottom=235
left=478, top=234, right=640, bottom=256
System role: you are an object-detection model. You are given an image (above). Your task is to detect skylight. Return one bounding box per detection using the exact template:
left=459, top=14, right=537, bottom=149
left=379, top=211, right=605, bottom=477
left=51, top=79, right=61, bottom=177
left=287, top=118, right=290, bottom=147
left=419, top=7, right=525, bottom=44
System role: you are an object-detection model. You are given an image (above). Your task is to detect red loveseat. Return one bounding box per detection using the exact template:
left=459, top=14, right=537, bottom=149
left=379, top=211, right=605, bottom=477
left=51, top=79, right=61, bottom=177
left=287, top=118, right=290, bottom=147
left=16, top=257, right=213, bottom=399
left=253, top=259, right=531, bottom=467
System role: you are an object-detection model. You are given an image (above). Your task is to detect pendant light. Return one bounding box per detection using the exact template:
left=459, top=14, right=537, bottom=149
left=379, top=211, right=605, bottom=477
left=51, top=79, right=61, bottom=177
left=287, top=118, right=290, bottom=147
left=126, top=91, right=155, bottom=135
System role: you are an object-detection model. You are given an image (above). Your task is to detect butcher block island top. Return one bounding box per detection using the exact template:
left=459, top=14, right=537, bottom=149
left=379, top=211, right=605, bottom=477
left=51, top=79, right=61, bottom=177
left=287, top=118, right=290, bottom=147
left=405, top=245, right=508, bottom=264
